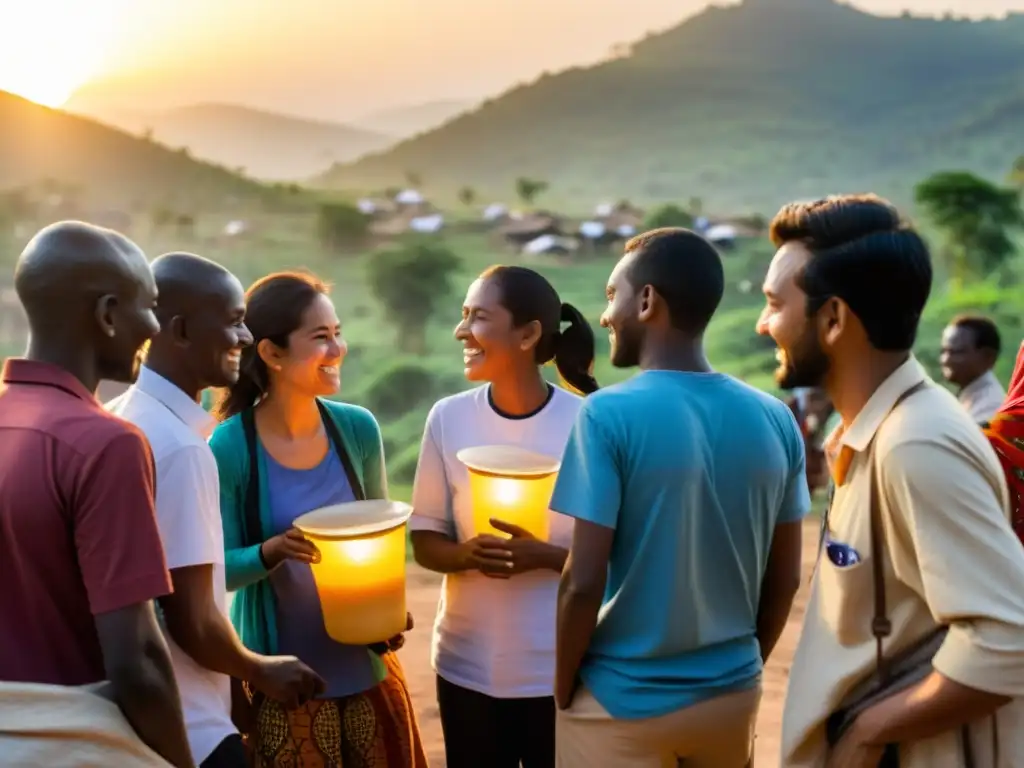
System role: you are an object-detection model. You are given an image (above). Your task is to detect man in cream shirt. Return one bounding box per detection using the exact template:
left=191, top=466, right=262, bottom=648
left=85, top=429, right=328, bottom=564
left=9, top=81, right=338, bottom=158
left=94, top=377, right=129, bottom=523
left=757, top=194, right=1024, bottom=767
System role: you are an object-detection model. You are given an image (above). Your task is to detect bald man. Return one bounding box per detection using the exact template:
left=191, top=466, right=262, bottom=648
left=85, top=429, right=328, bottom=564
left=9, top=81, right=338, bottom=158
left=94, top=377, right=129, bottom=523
left=109, top=253, right=323, bottom=768
left=0, top=222, right=195, bottom=767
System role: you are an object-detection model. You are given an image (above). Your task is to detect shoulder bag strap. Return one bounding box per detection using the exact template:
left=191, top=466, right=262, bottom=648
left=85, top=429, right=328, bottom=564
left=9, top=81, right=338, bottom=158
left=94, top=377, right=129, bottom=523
left=316, top=399, right=366, bottom=501
left=239, top=408, right=272, bottom=652
left=241, top=409, right=263, bottom=546
left=867, top=379, right=979, bottom=766
left=868, top=380, right=929, bottom=684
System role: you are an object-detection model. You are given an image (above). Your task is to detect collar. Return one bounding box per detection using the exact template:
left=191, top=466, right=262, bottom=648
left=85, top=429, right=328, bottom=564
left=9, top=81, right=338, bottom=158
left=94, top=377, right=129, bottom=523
left=825, top=356, right=928, bottom=486
left=135, top=366, right=216, bottom=439
left=1, top=359, right=97, bottom=403
left=838, top=355, right=928, bottom=453
left=960, top=369, right=1001, bottom=401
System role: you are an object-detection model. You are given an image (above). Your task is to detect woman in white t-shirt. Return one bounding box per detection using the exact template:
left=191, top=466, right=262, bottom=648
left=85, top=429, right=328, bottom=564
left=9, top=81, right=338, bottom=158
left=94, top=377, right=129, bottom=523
left=410, top=265, right=598, bottom=768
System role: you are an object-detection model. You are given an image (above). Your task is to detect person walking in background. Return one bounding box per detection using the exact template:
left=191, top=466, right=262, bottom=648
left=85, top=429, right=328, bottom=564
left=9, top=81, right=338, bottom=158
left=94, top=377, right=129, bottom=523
left=108, top=253, right=324, bottom=768
left=209, top=271, right=427, bottom=768
left=0, top=222, right=194, bottom=767
left=940, top=314, right=1005, bottom=424
left=409, top=266, right=599, bottom=768
left=553, top=229, right=809, bottom=768
left=761, top=194, right=1024, bottom=767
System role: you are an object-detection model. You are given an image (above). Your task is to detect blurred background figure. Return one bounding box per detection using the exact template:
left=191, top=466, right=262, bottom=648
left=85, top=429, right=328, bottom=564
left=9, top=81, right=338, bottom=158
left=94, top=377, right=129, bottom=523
left=940, top=314, right=1005, bottom=424
left=785, top=387, right=834, bottom=497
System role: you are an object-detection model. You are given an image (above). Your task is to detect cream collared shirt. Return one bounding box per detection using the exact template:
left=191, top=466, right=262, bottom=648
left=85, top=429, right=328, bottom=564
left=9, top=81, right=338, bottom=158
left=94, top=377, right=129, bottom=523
left=959, top=370, right=1006, bottom=425
left=781, top=356, right=1024, bottom=768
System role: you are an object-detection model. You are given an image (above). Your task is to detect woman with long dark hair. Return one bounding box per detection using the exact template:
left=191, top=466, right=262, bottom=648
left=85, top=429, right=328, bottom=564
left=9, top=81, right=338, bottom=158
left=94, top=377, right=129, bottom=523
left=409, top=265, right=598, bottom=768
left=209, top=271, right=427, bottom=767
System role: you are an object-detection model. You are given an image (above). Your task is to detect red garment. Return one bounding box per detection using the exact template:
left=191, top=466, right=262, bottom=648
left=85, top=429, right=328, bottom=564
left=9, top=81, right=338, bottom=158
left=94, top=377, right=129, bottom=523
left=983, top=341, right=1024, bottom=544
left=0, top=359, right=171, bottom=685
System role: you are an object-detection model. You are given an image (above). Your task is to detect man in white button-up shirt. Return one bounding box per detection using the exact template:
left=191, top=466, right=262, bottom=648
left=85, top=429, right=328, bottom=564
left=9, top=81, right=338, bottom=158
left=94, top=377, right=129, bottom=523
left=109, top=252, right=323, bottom=768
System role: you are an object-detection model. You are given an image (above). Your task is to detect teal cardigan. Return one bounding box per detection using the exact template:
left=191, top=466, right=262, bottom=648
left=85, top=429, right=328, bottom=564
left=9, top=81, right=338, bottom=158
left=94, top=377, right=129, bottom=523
left=209, top=399, right=388, bottom=656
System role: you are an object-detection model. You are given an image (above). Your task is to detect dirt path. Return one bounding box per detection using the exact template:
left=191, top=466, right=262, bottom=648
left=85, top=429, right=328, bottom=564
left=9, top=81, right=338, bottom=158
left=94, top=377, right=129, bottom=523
left=396, top=518, right=819, bottom=767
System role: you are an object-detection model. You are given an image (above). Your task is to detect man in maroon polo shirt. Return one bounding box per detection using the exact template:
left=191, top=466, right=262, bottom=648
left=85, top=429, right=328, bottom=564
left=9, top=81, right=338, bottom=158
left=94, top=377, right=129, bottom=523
left=0, top=221, right=195, bottom=768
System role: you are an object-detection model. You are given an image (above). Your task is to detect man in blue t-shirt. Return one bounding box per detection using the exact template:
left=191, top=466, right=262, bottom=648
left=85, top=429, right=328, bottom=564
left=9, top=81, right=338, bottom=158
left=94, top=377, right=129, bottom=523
left=552, top=228, right=810, bottom=768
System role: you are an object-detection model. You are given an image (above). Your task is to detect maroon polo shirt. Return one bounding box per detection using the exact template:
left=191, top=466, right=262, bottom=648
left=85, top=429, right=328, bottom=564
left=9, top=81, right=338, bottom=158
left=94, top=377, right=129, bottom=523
left=0, top=359, right=172, bottom=685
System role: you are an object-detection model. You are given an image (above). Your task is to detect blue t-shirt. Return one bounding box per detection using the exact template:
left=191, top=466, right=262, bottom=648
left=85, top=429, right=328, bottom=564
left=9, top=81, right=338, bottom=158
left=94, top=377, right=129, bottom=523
left=550, top=370, right=810, bottom=720
left=264, top=446, right=381, bottom=699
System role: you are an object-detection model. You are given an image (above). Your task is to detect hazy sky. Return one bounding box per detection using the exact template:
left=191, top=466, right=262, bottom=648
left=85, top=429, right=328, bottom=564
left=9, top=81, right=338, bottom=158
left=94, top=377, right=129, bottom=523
left=2, top=0, right=1022, bottom=120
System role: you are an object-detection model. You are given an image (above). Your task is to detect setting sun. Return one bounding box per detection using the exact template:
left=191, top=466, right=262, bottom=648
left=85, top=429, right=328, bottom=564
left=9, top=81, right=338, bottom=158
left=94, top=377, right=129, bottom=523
left=0, top=1, right=123, bottom=108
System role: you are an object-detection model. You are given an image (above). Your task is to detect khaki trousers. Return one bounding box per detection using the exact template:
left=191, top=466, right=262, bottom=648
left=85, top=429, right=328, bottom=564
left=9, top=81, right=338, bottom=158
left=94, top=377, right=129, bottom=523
left=556, top=684, right=761, bottom=768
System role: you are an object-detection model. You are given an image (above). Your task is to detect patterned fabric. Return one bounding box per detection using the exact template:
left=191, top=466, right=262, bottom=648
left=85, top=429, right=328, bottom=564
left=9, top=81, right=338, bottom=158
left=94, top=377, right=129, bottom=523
left=246, top=652, right=428, bottom=768
left=983, top=341, right=1024, bottom=544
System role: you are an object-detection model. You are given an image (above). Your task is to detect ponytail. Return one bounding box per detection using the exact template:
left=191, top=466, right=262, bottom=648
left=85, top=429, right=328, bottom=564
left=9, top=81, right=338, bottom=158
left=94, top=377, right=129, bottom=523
left=212, top=345, right=268, bottom=421
left=554, top=302, right=599, bottom=395
left=479, top=265, right=599, bottom=395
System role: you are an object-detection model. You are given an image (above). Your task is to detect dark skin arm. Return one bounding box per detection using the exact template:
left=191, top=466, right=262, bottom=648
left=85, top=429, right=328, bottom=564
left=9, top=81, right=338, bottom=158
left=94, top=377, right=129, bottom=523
left=94, top=601, right=195, bottom=768
left=410, top=530, right=475, bottom=574
left=482, top=519, right=568, bottom=574
left=555, top=518, right=614, bottom=710
left=756, top=520, right=803, bottom=663
left=161, top=565, right=261, bottom=681
left=829, top=674, right=1010, bottom=767
left=411, top=529, right=519, bottom=578
left=160, top=565, right=325, bottom=709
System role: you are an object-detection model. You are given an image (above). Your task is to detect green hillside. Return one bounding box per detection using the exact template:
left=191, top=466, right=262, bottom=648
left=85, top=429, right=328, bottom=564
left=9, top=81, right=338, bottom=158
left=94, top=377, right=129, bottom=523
left=319, top=0, right=1024, bottom=212
left=0, top=91, right=284, bottom=210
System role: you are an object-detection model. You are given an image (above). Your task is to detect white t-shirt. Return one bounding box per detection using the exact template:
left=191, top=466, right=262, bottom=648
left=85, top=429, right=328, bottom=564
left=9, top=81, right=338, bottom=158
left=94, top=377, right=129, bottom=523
left=107, top=368, right=235, bottom=764
left=410, top=384, right=582, bottom=698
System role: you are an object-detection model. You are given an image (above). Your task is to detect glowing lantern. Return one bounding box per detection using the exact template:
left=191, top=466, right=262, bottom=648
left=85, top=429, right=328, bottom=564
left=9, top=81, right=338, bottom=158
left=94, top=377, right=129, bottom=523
left=293, top=499, right=412, bottom=645
left=457, top=445, right=561, bottom=541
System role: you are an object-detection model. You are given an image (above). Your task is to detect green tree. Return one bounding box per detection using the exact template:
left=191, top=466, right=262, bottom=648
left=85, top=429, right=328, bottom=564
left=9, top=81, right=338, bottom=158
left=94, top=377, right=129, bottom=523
left=1011, top=155, right=1024, bottom=188
left=915, top=171, right=1024, bottom=284
left=316, top=201, right=369, bottom=253
left=458, top=186, right=477, bottom=208
left=515, top=177, right=548, bottom=207
left=367, top=239, right=461, bottom=354
left=644, top=203, right=694, bottom=230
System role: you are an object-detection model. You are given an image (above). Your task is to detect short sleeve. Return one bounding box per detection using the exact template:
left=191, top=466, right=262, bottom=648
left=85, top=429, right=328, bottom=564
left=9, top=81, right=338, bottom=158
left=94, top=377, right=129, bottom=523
left=882, top=440, right=1024, bottom=697
left=73, top=430, right=172, bottom=615
left=409, top=405, right=454, bottom=536
left=778, top=409, right=812, bottom=524
left=549, top=402, right=622, bottom=530
left=155, top=446, right=222, bottom=570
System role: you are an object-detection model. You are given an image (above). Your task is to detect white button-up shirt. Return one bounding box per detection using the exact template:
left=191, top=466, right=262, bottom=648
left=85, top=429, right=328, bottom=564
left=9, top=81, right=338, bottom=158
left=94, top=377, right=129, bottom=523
left=107, top=367, right=233, bottom=764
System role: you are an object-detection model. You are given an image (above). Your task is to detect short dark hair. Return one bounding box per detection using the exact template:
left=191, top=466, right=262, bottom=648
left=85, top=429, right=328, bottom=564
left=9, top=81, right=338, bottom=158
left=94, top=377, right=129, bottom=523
left=623, top=228, right=724, bottom=333
left=951, top=314, right=1001, bottom=356
left=769, top=194, right=932, bottom=352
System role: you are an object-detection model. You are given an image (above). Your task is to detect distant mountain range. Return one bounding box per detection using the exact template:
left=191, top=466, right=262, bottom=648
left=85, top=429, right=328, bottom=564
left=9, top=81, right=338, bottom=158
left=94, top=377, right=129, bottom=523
left=59, top=102, right=395, bottom=181
left=352, top=99, right=476, bottom=138
left=0, top=91, right=272, bottom=209
left=316, top=0, right=1024, bottom=212
left=61, top=93, right=476, bottom=181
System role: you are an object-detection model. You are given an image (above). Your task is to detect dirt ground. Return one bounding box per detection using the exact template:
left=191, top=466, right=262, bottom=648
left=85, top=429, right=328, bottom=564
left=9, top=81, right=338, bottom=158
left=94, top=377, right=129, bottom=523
left=396, top=518, right=819, bottom=768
